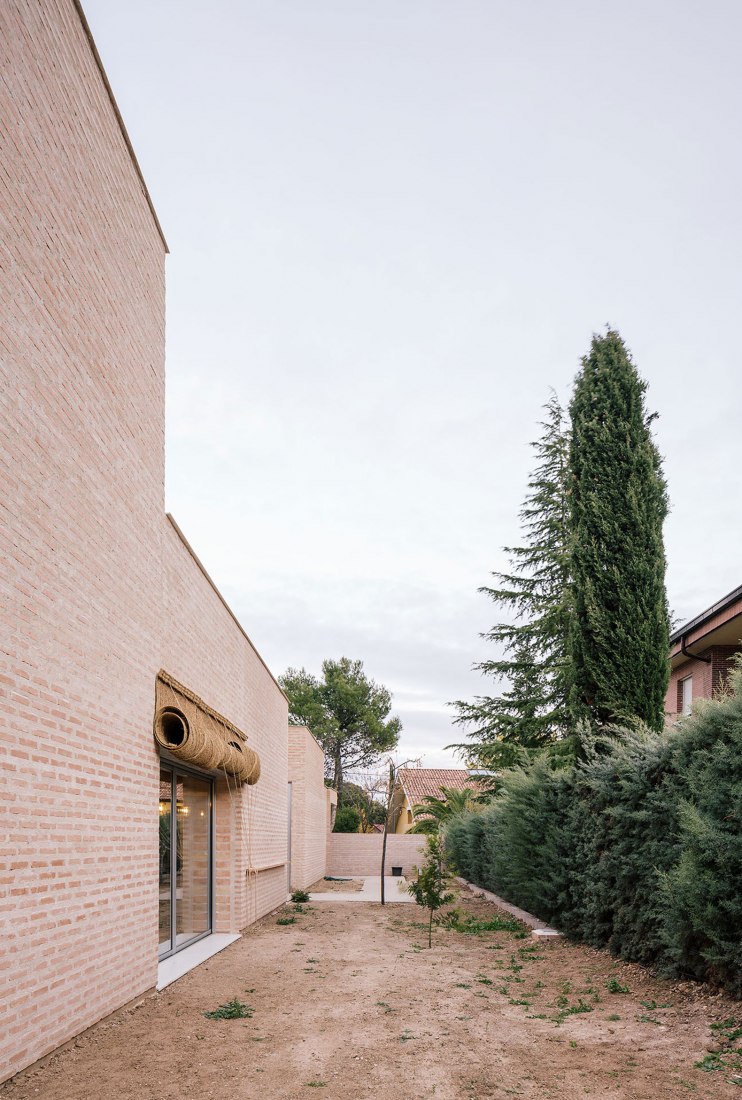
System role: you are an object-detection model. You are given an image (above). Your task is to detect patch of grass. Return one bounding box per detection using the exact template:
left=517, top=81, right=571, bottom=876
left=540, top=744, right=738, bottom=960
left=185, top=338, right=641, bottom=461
left=476, top=976, right=494, bottom=986
left=376, top=1002, right=394, bottom=1014
left=277, top=916, right=297, bottom=926
left=455, top=982, right=471, bottom=989
left=552, top=998, right=594, bottom=1025
left=607, top=1014, right=621, bottom=1021
left=637, top=1014, right=661, bottom=1025
left=305, top=1081, right=327, bottom=1088
left=306, top=959, right=319, bottom=964
left=204, top=999, right=253, bottom=1020
left=399, top=1029, right=416, bottom=1042
left=509, top=998, right=531, bottom=1006
left=605, top=977, right=630, bottom=994
left=291, top=889, right=310, bottom=903
left=438, top=910, right=523, bottom=935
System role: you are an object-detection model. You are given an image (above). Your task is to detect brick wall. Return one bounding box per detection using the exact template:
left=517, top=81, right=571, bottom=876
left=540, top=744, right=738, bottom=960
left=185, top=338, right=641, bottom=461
left=665, top=645, right=739, bottom=719
left=327, top=834, right=427, bottom=877
left=162, top=519, right=289, bottom=928
left=0, top=0, right=290, bottom=1082
left=0, top=0, right=167, bottom=1080
left=287, top=726, right=329, bottom=890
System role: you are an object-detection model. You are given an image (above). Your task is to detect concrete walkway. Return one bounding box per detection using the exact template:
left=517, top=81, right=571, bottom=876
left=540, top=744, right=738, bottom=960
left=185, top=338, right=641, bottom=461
left=308, top=875, right=416, bottom=903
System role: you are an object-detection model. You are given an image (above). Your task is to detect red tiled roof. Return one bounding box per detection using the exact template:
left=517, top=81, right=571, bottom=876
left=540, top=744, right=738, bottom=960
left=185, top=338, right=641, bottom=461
left=398, top=768, right=481, bottom=813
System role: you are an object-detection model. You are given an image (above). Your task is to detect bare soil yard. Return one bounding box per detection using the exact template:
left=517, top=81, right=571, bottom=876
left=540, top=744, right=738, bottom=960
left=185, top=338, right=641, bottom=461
left=4, top=887, right=742, bottom=1100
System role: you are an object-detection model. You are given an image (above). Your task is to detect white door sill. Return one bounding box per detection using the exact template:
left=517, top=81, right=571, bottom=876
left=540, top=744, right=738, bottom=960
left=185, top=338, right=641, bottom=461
left=157, top=933, right=240, bottom=991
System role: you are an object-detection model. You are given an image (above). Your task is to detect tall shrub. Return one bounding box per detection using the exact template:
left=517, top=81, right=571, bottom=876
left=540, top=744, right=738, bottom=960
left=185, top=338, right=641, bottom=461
left=567, top=330, right=669, bottom=730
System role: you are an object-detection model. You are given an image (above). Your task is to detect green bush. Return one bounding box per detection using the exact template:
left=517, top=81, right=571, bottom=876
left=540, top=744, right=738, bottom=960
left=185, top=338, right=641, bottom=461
left=444, top=670, right=742, bottom=994
left=333, top=806, right=361, bottom=833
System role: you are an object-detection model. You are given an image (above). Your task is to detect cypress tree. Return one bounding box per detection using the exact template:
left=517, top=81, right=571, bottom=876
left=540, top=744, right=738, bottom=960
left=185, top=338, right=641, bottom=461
left=453, top=394, right=571, bottom=759
left=567, top=330, right=669, bottom=731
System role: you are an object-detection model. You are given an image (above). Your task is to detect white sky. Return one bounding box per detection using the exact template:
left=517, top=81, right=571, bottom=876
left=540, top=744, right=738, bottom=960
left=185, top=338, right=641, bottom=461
left=84, top=0, right=742, bottom=767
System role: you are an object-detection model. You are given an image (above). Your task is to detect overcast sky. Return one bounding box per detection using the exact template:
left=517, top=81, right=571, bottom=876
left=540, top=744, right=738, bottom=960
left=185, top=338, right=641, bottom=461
left=85, top=0, right=742, bottom=768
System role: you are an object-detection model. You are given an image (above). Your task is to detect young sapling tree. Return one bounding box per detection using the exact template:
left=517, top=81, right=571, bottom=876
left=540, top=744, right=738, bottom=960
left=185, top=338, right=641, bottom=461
left=408, top=833, right=455, bottom=947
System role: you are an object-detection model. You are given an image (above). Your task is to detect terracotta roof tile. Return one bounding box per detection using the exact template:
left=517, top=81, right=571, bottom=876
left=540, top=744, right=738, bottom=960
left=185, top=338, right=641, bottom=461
left=398, top=768, right=481, bottom=813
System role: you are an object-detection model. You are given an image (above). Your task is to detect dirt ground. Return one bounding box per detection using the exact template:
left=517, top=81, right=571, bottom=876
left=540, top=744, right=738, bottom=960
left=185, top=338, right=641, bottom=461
left=308, top=877, right=364, bottom=893
left=4, top=886, right=742, bottom=1100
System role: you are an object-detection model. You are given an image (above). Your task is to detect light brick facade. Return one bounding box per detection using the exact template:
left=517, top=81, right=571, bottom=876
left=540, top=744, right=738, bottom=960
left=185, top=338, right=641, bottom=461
left=287, top=725, right=335, bottom=891
left=327, top=833, right=427, bottom=878
left=0, top=0, right=298, bottom=1082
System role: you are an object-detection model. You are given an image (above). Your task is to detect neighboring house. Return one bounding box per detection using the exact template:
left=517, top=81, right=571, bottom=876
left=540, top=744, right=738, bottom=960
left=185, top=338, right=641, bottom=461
left=666, top=584, right=742, bottom=719
left=0, top=1, right=330, bottom=1083
left=390, top=768, right=482, bottom=833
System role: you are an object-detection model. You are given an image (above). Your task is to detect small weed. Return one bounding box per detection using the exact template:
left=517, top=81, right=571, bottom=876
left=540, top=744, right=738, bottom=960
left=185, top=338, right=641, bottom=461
left=509, top=999, right=531, bottom=1006
left=711, top=1018, right=742, bottom=1044
left=204, top=999, right=253, bottom=1020
left=277, top=916, right=297, bottom=926
left=566, top=999, right=594, bottom=1016
left=694, top=1054, right=724, bottom=1073
left=244, top=987, right=256, bottom=993
left=305, top=1081, right=327, bottom=1088
left=476, top=976, right=494, bottom=986
left=306, top=959, right=319, bottom=964
left=607, top=1014, right=621, bottom=1022
left=455, top=982, right=471, bottom=989
left=376, top=1002, right=395, bottom=1014
left=606, top=978, right=630, bottom=994
left=399, top=1030, right=416, bottom=1042
left=291, top=889, right=310, bottom=903
left=527, top=1013, right=548, bottom=1019
left=569, top=1040, right=577, bottom=1049
left=638, top=1014, right=661, bottom=1025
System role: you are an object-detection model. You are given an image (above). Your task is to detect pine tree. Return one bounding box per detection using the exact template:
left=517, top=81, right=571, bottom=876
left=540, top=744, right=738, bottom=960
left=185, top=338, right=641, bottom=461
left=453, top=394, right=571, bottom=759
left=567, top=330, right=669, bottom=731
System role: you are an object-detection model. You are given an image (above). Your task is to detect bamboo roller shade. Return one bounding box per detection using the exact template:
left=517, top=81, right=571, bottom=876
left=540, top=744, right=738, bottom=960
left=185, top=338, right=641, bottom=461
left=153, top=670, right=260, bottom=784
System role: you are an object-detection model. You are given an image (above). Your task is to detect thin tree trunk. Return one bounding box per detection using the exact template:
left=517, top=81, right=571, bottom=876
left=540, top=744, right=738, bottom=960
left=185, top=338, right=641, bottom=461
left=334, top=751, right=343, bottom=801
left=380, top=817, right=388, bottom=905
left=428, top=907, right=433, bottom=948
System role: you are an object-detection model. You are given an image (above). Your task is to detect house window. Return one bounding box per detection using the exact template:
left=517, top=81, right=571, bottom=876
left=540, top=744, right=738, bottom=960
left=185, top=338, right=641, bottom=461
left=680, top=675, right=693, bottom=716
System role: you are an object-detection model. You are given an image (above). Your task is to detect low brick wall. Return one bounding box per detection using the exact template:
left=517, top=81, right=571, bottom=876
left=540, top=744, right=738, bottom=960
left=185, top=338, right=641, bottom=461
left=327, top=833, right=427, bottom=877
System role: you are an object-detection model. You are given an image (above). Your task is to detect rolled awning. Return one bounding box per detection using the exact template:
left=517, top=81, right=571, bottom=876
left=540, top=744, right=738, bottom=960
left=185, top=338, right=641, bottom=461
left=153, top=670, right=260, bottom=784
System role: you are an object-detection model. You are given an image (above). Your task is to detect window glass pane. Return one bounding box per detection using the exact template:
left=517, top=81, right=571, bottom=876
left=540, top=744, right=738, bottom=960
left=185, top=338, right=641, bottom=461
left=175, top=772, right=211, bottom=946
left=158, top=768, right=173, bottom=954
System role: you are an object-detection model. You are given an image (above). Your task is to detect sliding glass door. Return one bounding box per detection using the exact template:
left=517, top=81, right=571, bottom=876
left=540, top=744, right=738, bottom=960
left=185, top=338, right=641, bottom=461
left=159, top=765, right=213, bottom=958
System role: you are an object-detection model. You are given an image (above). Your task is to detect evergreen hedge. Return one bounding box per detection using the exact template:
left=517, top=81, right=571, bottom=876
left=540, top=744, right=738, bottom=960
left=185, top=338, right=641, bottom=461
left=444, top=671, right=742, bottom=994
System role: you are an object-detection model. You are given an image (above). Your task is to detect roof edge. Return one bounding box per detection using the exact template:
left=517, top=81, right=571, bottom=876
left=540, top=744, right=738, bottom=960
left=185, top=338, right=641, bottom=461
left=73, top=0, right=169, bottom=253
left=669, top=582, right=742, bottom=646
left=166, top=514, right=288, bottom=704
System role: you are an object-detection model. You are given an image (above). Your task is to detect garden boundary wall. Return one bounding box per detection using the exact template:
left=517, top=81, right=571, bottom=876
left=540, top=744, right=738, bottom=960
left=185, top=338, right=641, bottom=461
left=327, top=833, right=426, bottom=877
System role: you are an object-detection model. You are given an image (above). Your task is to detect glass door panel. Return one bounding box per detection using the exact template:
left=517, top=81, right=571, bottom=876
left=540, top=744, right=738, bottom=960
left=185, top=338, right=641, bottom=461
left=174, top=772, right=211, bottom=947
left=158, top=767, right=173, bottom=954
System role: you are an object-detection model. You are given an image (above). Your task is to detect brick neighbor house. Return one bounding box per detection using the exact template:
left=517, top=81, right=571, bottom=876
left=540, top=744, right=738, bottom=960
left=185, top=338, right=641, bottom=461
left=0, top=0, right=331, bottom=1082
left=665, top=584, right=742, bottom=719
